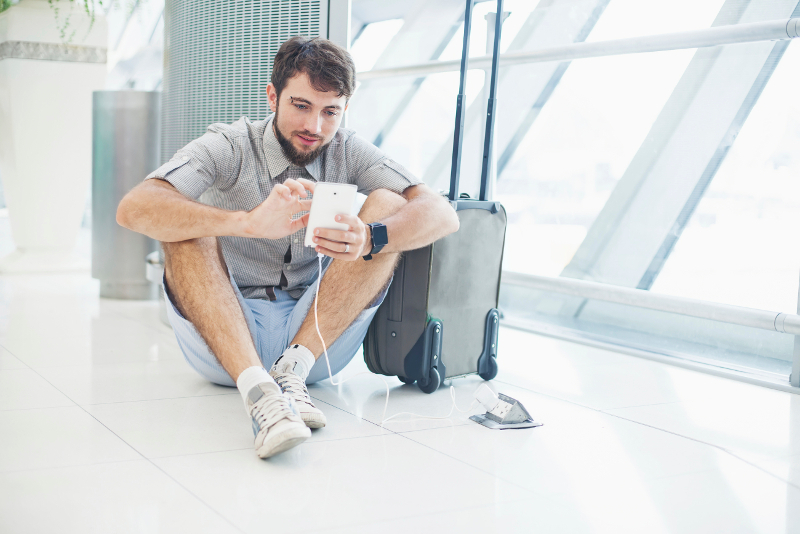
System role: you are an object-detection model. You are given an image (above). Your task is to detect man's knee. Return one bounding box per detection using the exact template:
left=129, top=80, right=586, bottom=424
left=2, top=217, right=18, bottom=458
left=359, top=188, right=407, bottom=224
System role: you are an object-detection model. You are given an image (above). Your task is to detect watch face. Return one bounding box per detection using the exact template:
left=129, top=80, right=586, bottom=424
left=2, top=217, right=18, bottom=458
left=371, top=223, right=389, bottom=247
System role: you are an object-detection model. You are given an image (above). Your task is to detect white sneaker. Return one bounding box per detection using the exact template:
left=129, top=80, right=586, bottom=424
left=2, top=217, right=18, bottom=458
left=247, top=384, right=310, bottom=459
left=270, top=369, right=327, bottom=429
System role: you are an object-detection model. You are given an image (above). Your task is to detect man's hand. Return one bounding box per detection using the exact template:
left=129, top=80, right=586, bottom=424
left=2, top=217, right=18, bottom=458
left=312, top=213, right=370, bottom=261
left=242, top=178, right=316, bottom=239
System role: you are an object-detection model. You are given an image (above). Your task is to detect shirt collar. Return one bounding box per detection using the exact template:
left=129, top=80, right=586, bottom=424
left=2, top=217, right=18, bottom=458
left=262, top=115, right=321, bottom=182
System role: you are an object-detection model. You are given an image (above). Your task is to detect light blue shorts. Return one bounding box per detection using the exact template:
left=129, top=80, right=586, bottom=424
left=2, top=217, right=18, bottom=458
left=163, top=257, right=386, bottom=386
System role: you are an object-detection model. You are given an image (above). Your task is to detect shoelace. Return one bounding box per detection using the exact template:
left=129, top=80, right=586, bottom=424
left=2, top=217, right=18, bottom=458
left=272, top=372, right=314, bottom=406
left=250, top=394, right=297, bottom=431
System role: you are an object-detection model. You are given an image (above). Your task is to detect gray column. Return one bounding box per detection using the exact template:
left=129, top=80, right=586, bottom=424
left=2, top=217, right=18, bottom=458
left=91, top=91, right=160, bottom=300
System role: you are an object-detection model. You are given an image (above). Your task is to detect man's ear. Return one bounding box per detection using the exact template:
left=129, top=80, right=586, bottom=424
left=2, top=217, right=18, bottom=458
left=266, top=83, right=278, bottom=112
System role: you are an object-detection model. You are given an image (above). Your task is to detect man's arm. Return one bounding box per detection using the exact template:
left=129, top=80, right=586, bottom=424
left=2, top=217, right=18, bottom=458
left=380, top=184, right=459, bottom=253
left=117, top=178, right=315, bottom=243
left=311, top=184, right=459, bottom=259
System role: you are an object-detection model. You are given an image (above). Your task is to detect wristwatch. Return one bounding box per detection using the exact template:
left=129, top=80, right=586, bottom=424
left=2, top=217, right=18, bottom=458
left=363, top=222, right=388, bottom=260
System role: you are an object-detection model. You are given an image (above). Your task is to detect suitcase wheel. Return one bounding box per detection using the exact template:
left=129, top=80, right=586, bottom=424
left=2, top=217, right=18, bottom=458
left=478, top=356, right=498, bottom=381
left=417, top=367, right=441, bottom=394
left=398, top=376, right=416, bottom=385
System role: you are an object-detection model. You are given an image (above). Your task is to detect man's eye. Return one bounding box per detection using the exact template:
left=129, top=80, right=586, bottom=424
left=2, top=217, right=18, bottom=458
left=325, top=111, right=338, bottom=117
left=295, top=104, right=307, bottom=110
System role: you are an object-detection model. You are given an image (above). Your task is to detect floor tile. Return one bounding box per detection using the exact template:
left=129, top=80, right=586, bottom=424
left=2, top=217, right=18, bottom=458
left=3, top=312, right=184, bottom=369
left=85, top=394, right=248, bottom=458
left=739, top=452, right=800, bottom=488
left=606, top=375, right=800, bottom=462
left=36, top=359, right=231, bottom=405
left=0, top=460, right=241, bottom=534
left=0, top=406, right=140, bottom=472
left=310, top=355, right=485, bottom=432
left=497, top=327, right=706, bottom=410
left=153, top=434, right=534, bottom=534
left=401, top=383, right=725, bottom=497
left=86, top=393, right=388, bottom=459
left=98, top=297, right=173, bottom=333
left=311, top=499, right=609, bottom=534
left=0, top=347, right=25, bottom=369
left=0, top=368, right=74, bottom=410
left=640, top=456, right=800, bottom=534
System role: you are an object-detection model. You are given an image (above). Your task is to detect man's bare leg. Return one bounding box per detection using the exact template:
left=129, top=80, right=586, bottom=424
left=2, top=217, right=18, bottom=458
left=162, top=237, right=260, bottom=382
left=291, top=188, right=407, bottom=357
left=163, top=237, right=310, bottom=458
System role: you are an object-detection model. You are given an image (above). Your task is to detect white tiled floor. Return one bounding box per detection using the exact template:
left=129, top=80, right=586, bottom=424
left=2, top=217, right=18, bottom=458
left=2, top=273, right=800, bottom=534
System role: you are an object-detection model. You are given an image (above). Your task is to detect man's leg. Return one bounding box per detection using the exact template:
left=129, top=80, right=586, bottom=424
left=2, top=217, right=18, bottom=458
left=163, top=237, right=260, bottom=381
left=163, top=237, right=310, bottom=458
left=268, top=190, right=406, bottom=426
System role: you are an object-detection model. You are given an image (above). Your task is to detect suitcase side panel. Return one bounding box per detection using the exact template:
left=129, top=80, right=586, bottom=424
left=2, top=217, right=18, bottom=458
left=364, top=246, right=432, bottom=378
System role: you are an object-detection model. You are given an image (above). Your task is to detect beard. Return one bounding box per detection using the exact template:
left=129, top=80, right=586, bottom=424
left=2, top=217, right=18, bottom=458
left=273, top=105, right=327, bottom=167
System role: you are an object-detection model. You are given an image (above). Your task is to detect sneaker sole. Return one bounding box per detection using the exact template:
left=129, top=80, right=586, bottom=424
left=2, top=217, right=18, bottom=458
left=256, top=427, right=311, bottom=459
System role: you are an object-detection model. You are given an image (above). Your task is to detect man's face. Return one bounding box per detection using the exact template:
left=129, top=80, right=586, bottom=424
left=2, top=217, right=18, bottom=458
left=267, top=73, right=348, bottom=167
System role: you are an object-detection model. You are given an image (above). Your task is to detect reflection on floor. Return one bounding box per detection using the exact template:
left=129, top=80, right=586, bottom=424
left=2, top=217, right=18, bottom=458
left=1, top=272, right=799, bottom=534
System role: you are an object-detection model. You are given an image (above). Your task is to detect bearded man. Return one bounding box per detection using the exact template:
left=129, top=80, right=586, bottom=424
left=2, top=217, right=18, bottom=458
left=117, top=36, right=459, bottom=458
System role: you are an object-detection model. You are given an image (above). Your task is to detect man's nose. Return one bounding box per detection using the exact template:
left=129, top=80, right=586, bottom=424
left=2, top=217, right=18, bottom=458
left=303, top=114, right=322, bottom=135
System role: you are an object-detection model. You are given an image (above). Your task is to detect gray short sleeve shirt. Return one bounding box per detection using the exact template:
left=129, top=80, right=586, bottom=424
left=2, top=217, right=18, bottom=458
left=146, top=116, right=421, bottom=300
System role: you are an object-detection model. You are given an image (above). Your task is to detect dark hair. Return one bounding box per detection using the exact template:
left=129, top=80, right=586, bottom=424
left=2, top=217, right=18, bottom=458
left=271, top=36, right=356, bottom=100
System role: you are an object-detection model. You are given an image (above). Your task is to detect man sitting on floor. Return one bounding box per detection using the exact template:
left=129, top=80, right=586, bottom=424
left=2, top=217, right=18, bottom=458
left=117, top=36, right=459, bottom=458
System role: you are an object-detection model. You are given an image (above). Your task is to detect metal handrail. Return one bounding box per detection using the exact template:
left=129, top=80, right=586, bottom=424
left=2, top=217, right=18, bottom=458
left=358, top=18, right=800, bottom=81
left=502, top=271, right=800, bottom=336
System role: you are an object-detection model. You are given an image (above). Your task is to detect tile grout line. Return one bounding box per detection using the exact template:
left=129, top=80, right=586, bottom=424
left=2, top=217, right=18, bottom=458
left=599, top=410, right=800, bottom=493
left=494, top=378, right=800, bottom=492
left=7, top=358, right=249, bottom=534
left=305, top=392, right=542, bottom=502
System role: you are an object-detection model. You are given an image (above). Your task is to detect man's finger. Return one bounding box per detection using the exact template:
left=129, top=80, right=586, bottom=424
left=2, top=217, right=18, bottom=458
left=272, top=183, right=291, bottom=200
left=333, top=213, right=360, bottom=229
left=314, top=227, right=351, bottom=243
left=297, top=178, right=316, bottom=194
left=312, top=236, right=345, bottom=250
left=283, top=179, right=308, bottom=198
left=289, top=213, right=310, bottom=232
left=297, top=199, right=312, bottom=211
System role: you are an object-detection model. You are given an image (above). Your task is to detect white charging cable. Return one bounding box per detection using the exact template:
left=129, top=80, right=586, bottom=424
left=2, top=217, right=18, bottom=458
left=314, top=253, right=480, bottom=426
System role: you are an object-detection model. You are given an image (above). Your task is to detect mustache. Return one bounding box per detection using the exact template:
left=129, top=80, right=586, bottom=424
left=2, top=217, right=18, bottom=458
left=294, top=131, right=324, bottom=140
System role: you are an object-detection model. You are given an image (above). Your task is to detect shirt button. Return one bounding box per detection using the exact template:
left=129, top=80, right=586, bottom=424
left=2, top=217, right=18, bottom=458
left=293, top=238, right=298, bottom=243
left=286, top=265, right=292, bottom=271
left=182, top=156, right=189, bottom=161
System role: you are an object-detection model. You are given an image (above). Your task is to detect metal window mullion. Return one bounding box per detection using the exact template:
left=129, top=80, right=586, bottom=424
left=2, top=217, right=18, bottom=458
left=358, top=17, right=800, bottom=81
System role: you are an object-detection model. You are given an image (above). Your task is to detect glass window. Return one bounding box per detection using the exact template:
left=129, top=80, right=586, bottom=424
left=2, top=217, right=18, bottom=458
left=350, top=19, right=404, bottom=72
left=497, top=47, right=696, bottom=275
left=651, top=42, right=800, bottom=313
left=585, top=0, right=725, bottom=42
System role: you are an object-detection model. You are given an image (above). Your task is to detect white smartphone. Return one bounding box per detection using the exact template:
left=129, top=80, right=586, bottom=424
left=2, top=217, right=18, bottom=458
left=304, top=183, right=358, bottom=248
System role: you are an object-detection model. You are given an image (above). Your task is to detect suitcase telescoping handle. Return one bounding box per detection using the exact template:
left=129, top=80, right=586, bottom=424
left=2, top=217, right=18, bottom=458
left=448, top=0, right=506, bottom=202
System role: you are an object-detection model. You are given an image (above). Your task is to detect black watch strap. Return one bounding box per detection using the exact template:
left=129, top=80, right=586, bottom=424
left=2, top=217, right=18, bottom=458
left=363, top=222, right=388, bottom=260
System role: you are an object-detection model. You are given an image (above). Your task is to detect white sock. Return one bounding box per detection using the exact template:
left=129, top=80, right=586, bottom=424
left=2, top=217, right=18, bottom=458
left=270, top=344, right=316, bottom=381
left=236, top=366, right=279, bottom=407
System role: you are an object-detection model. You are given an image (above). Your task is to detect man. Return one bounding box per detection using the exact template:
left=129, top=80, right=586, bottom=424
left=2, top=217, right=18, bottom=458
left=117, top=36, right=459, bottom=459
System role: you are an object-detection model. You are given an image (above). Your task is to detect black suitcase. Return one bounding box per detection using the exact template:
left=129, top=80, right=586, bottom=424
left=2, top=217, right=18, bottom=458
left=363, top=0, right=507, bottom=393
